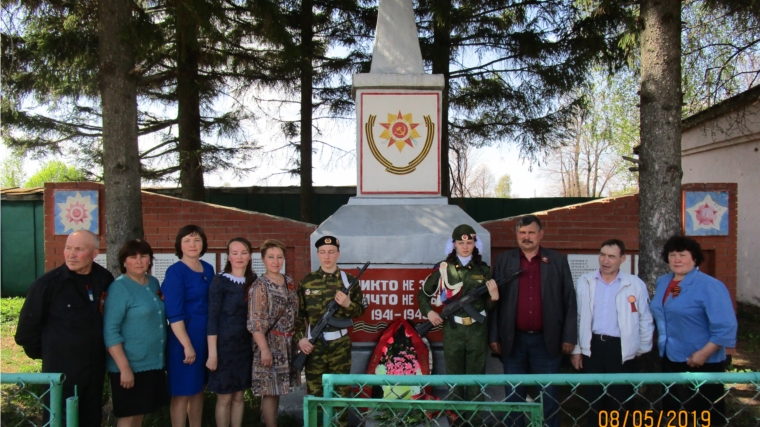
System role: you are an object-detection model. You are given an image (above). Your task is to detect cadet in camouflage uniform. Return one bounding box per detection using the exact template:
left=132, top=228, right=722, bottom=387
left=295, top=235, right=365, bottom=403
left=418, top=224, right=499, bottom=406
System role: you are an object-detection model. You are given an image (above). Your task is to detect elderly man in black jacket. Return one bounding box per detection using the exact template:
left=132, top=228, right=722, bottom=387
left=16, top=230, right=114, bottom=427
left=489, top=215, right=577, bottom=427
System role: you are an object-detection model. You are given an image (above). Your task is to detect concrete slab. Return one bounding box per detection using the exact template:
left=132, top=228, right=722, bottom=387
left=311, top=202, right=492, bottom=268
left=352, top=74, right=445, bottom=94
left=279, top=373, right=307, bottom=419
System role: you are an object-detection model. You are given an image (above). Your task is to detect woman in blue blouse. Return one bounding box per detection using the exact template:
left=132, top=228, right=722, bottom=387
left=649, top=235, right=737, bottom=422
left=163, top=225, right=215, bottom=427
left=206, top=238, right=256, bottom=427
left=104, top=239, right=169, bottom=426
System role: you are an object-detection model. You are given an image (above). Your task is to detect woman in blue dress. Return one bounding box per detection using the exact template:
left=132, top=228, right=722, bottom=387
left=162, top=225, right=215, bottom=427
left=206, top=237, right=256, bottom=427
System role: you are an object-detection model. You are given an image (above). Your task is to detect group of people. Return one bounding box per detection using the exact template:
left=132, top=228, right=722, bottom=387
left=15, top=227, right=362, bottom=427
left=418, top=215, right=737, bottom=427
left=15, top=214, right=737, bottom=427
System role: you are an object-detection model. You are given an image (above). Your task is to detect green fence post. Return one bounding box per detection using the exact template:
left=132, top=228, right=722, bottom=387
left=303, top=396, right=317, bottom=427
left=66, top=395, right=78, bottom=427
left=48, top=377, right=63, bottom=427
left=322, top=375, right=335, bottom=426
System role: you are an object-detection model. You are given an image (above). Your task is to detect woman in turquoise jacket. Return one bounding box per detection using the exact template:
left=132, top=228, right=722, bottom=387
left=104, top=239, right=170, bottom=427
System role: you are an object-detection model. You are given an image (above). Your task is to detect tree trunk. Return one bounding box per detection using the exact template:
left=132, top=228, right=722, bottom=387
left=432, top=0, right=451, bottom=198
left=176, top=0, right=205, bottom=201
left=638, top=0, right=683, bottom=291
left=299, top=0, right=314, bottom=223
left=99, top=0, right=144, bottom=275
left=573, top=134, right=581, bottom=196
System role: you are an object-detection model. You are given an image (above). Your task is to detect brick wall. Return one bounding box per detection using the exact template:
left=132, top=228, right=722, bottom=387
left=44, top=182, right=738, bottom=303
left=481, top=183, right=738, bottom=304
left=483, top=194, right=642, bottom=255
left=44, top=182, right=317, bottom=281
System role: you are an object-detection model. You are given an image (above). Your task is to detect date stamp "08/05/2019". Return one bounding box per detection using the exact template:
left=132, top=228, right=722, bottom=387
left=598, top=410, right=713, bottom=427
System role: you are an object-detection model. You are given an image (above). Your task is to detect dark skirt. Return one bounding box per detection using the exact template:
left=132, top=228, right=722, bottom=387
left=661, top=353, right=728, bottom=424
left=109, top=369, right=170, bottom=417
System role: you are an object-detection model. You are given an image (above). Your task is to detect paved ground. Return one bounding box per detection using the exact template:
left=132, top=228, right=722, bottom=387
left=279, top=373, right=308, bottom=418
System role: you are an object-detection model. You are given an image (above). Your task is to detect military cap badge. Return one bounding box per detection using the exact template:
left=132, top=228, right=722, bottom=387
left=315, top=235, right=341, bottom=249
left=451, top=224, right=477, bottom=241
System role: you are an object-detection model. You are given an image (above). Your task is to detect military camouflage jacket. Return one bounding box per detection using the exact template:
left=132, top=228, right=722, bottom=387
left=418, top=260, right=494, bottom=318
left=294, top=267, right=365, bottom=343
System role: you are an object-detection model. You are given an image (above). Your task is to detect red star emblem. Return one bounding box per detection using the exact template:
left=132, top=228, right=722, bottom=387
left=65, top=201, right=89, bottom=224
left=379, top=111, right=421, bottom=152
left=694, top=203, right=718, bottom=226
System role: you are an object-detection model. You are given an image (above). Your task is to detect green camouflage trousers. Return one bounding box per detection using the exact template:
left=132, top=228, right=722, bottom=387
left=305, top=334, right=352, bottom=426
left=443, top=318, right=489, bottom=402
left=305, top=334, right=352, bottom=397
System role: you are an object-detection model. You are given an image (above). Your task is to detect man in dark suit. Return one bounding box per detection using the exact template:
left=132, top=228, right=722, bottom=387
left=16, top=230, right=113, bottom=427
left=488, top=215, right=577, bottom=427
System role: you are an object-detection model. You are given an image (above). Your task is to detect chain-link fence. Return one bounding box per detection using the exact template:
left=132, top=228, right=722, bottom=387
left=1, top=373, right=77, bottom=427
left=305, top=372, right=760, bottom=427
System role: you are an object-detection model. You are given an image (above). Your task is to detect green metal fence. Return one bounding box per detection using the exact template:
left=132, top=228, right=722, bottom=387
left=1, top=373, right=77, bottom=427
left=306, top=372, right=760, bottom=427
left=0, top=198, right=45, bottom=297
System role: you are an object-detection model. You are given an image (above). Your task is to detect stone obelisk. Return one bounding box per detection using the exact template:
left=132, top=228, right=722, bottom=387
left=310, top=0, right=490, bottom=374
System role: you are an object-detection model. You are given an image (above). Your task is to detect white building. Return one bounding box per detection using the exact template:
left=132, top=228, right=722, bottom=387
left=681, top=86, right=760, bottom=305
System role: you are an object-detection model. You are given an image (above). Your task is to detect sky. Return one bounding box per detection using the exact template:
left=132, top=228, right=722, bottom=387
left=2, top=137, right=550, bottom=197
left=192, top=88, right=552, bottom=197
left=199, top=129, right=551, bottom=197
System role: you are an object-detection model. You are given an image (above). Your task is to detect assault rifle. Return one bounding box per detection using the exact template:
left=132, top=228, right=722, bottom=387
left=293, top=261, right=371, bottom=371
left=415, top=269, right=523, bottom=337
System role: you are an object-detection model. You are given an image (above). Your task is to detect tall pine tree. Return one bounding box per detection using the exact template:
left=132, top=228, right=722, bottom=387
left=99, top=0, right=144, bottom=273
left=1, top=0, right=264, bottom=199
left=637, top=0, right=682, bottom=289
left=415, top=0, right=634, bottom=196
left=259, top=0, right=374, bottom=222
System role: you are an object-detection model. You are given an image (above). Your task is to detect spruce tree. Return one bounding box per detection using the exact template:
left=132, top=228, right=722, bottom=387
left=259, top=0, right=374, bottom=222
left=1, top=0, right=264, bottom=199
left=414, top=0, right=634, bottom=196
left=100, top=0, right=145, bottom=273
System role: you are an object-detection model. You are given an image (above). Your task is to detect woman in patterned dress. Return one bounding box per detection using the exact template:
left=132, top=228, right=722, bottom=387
left=248, top=239, right=300, bottom=427
left=206, top=238, right=257, bottom=427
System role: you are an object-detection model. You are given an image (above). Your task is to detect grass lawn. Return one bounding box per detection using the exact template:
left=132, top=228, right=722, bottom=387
left=730, top=302, right=760, bottom=371
left=1, top=297, right=41, bottom=373
left=1, top=297, right=45, bottom=426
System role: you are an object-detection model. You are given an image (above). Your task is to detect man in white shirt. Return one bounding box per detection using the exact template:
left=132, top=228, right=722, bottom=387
left=571, top=239, right=654, bottom=427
